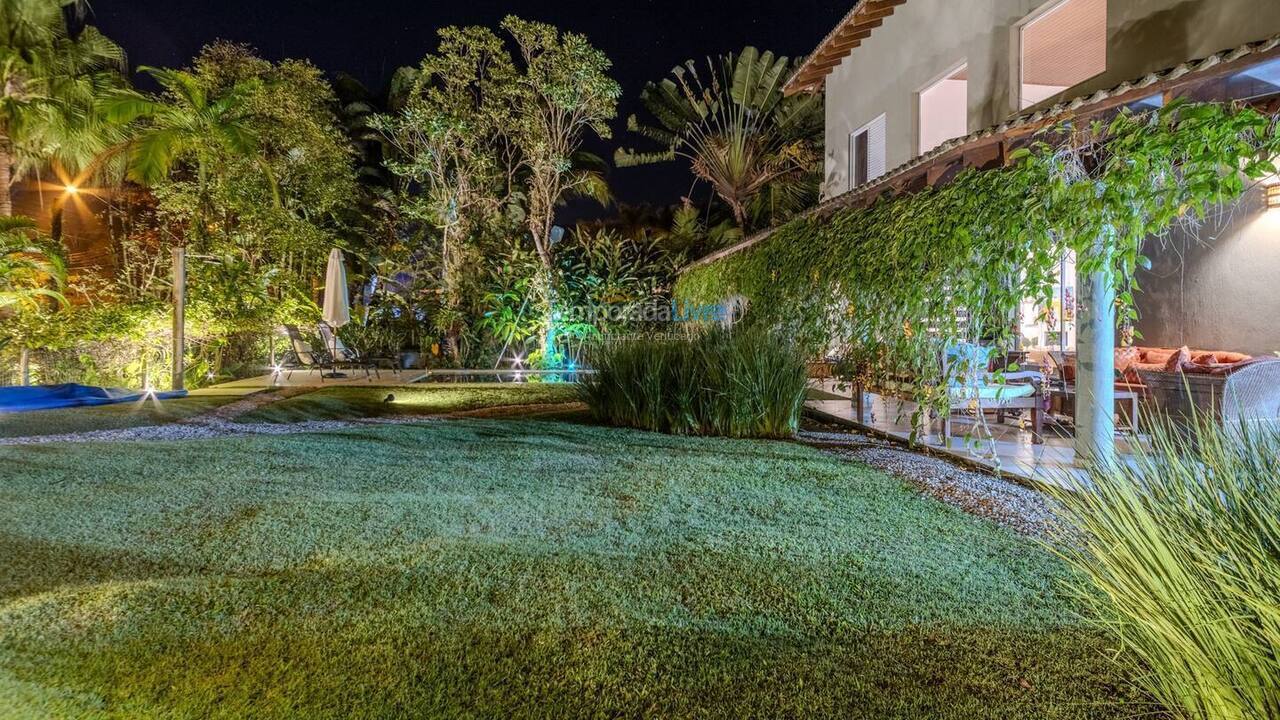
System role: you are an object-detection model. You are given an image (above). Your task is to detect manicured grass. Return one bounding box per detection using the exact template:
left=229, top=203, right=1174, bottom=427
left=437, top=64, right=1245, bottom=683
left=234, top=383, right=581, bottom=423
left=0, top=394, right=242, bottom=439
left=0, top=419, right=1135, bottom=718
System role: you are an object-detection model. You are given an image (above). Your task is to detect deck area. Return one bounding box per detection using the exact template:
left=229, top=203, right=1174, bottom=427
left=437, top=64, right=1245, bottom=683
left=804, top=381, right=1140, bottom=488
left=212, top=368, right=430, bottom=389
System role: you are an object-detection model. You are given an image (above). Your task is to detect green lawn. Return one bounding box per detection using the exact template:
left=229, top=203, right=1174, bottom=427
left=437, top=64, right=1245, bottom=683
left=0, top=394, right=243, bottom=439
left=233, top=383, right=581, bottom=423
left=0, top=418, right=1135, bottom=718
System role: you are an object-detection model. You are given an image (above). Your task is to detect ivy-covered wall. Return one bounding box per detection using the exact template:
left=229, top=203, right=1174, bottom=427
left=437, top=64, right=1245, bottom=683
left=676, top=102, right=1280, bottom=412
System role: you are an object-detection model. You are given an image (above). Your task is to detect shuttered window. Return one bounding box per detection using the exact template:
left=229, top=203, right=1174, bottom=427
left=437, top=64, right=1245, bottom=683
left=849, top=114, right=886, bottom=190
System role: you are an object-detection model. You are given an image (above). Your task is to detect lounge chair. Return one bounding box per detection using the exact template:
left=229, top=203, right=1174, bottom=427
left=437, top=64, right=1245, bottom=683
left=317, top=323, right=380, bottom=380
left=280, top=325, right=330, bottom=381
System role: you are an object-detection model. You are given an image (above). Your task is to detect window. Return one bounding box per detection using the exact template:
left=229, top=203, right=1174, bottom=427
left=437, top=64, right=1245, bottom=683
left=918, top=63, right=968, bottom=154
left=1019, top=0, right=1107, bottom=109
left=848, top=114, right=886, bottom=190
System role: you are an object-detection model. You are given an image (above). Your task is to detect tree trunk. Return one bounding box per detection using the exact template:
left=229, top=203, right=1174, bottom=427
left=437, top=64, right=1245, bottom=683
left=439, top=224, right=463, bottom=365
left=0, top=136, right=13, bottom=217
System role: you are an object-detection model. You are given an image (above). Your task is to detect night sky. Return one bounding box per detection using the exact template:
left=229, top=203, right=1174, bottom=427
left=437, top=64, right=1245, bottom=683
left=88, top=0, right=846, bottom=214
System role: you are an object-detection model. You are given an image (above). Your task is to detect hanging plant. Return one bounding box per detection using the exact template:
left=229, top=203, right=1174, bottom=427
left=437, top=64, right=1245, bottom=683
left=676, top=100, right=1280, bottom=424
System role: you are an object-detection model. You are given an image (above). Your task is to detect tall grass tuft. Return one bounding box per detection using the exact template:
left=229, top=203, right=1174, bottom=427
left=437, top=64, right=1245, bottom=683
left=579, top=327, right=808, bottom=438
left=1048, top=417, right=1280, bottom=720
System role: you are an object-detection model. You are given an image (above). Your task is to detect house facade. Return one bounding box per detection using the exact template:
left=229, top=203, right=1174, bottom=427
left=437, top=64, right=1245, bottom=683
left=783, top=0, right=1280, bottom=356
left=797, top=0, right=1280, bottom=200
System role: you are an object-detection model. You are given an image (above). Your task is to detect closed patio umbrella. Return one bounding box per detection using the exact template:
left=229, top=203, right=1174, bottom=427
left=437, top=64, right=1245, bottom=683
left=321, top=249, right=350, bottom=377
left=322, top=248, right=351, bottom=329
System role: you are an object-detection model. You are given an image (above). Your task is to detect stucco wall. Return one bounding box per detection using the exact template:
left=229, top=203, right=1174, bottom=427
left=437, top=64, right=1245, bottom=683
left=821, top=0, right=1280, bottom=199
left=823, top=0, right=1045, bottom=198
left=1135, top=185, right=1280, bottom=356
left=1034, top=0, right=1280, bottom=107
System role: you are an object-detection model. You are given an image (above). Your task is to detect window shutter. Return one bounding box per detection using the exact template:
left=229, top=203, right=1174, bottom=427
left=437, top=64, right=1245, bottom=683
left=850, top=114, right=888, bottom=190
left=866, top=114, right=887, bottom=182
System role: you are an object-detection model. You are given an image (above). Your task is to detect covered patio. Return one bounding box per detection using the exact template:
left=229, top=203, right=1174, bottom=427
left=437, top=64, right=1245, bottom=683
left=805, top=380, right=1127, bottom=488
left=690, top=35, right=1280, bottom=476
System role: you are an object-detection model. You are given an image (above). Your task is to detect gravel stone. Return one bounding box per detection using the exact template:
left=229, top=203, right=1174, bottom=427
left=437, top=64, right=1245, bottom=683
left=797, top=426, right=1065, bottom=541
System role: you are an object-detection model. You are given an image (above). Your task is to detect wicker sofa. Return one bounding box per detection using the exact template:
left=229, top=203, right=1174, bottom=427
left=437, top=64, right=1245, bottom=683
left=1129, top=347, right=1280, bottom=426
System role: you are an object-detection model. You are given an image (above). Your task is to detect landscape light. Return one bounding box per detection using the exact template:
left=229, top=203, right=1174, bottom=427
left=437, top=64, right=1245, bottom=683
left=63, top=184, right=78, bottom=195
left=1267, top=184, right=1280, bottom=210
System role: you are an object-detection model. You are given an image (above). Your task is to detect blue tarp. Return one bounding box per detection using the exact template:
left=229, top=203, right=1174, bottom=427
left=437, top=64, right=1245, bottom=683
left=0, top=384, right=188, bottom=413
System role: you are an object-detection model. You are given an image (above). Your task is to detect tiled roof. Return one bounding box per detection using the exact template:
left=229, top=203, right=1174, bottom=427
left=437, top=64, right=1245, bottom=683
left=784, top=0, right=908, bottom=96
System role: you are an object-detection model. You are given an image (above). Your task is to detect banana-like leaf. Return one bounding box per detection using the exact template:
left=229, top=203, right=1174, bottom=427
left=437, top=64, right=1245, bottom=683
left=614, top=148, right=677, bottom=168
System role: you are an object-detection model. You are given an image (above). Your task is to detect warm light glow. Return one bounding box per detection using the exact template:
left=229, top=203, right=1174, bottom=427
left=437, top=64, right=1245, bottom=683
left=64, top=184, right=79, bottom=195
left=1267, top=184, right=1280, bottom=210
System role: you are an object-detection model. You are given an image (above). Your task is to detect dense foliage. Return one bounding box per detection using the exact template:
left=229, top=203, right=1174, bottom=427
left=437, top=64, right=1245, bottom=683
left=1049, top=417, right=1280, bottom=720
left=0, top=0, right=127, bottom=215
left=676, top=102, right=1280, bottom=421
left=580, top=327, right=807, bottom=438
left=0, top=216, right=65, bottom=311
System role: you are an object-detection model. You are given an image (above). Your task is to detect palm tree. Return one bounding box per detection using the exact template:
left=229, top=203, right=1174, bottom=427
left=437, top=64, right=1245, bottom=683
left=105, top=66, right=277, bottom=240
left=616, top=47, right=823, bottom=232
left=0, top=215, right=66, bottom=310
left=0, top=0, right=128, bottom=216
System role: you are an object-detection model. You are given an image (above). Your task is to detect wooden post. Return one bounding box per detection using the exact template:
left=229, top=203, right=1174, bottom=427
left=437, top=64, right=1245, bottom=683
left=172, top=247, right=186, bottom=391
left=1074, top=240, right=1116, bottom=467
left=19, top=348, right=30, bottom=386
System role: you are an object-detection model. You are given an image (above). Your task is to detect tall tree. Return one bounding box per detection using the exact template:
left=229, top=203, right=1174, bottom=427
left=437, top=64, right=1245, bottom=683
left=105, top=65, right=272, bottom=244
left=0, top=0, right=127, bottom=216
left=616, top=47, right=823, bottom=232
left=502, top=15, right=620, bottom=358
left=375, top=26, right=521, bottom=360
left=188, top=44, right=357, bottom=273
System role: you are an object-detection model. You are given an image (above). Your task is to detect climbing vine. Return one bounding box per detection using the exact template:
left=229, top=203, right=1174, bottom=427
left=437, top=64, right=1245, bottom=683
left=675, top=100, right=1280, bottom=416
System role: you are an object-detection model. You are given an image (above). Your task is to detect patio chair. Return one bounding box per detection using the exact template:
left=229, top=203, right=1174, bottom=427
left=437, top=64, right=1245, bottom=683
left=316, top=323, right=380, bottom=380
left=851, top=343, right=1045, bottom=445
left=280, top=325, right=330, bottom=381
left=940, top=343, right=1045, bottom=445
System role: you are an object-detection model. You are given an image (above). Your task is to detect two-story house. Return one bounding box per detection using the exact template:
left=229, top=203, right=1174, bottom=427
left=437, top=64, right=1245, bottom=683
left=769, top=0, right=1280, bottom=359
left=792, top=0, right=1280, bottom=203
left=747, top=0, right=1280, bottom=461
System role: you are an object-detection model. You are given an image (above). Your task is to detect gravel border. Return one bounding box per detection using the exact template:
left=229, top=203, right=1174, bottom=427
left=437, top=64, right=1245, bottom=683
left=798, top=425, right=1064, bottom=541
left=0, top=399, right=587, bottom=447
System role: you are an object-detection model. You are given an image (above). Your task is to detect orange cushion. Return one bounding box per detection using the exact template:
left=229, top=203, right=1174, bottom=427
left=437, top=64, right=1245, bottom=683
left=1115, top=346, right=1141, bottom=372
left=1141, top=348, right=1177, bottom=365
left=1213, top=351, right=1251, bottom=365
left=1163, top=346, right=1192, bottom=373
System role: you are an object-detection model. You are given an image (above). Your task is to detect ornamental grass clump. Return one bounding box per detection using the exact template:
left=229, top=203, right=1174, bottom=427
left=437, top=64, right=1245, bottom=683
left=579, top=327, right=807, bottom=438
left=1048, top=417, right=1280, bottom=720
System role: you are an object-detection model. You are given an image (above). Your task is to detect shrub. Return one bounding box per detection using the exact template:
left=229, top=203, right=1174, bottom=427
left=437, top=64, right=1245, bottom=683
left=1049, top=418, right=1280, bottom=719
left=579, top=327, right=807, bottom=438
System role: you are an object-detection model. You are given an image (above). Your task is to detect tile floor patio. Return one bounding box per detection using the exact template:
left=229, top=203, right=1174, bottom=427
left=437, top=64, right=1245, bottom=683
left=804, top=380, right=1142, bottom=488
